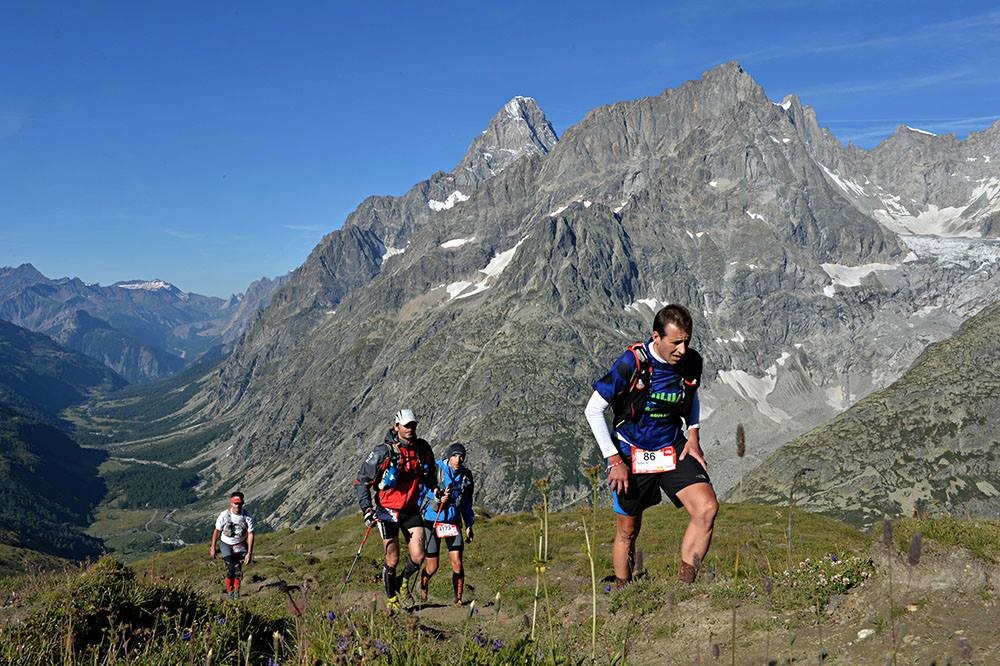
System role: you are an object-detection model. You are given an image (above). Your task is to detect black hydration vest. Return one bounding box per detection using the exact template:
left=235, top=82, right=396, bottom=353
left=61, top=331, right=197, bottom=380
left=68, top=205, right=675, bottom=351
left=611, top=342, right=702, bottom=429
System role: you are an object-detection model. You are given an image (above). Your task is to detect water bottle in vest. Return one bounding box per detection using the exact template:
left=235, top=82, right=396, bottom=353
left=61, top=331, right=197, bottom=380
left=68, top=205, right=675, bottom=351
left=379, top=465, right=398, bottom=490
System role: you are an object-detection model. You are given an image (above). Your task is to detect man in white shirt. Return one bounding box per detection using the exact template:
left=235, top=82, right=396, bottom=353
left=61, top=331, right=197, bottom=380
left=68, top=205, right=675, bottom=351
left=210, top=491, right=256, bottom=600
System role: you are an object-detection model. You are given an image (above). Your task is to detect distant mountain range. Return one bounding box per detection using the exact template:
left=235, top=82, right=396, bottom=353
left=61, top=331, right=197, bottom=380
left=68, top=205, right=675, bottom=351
left=24, top=63, right=1000, bottom=532
left=0, top=264, right=287, bottom=382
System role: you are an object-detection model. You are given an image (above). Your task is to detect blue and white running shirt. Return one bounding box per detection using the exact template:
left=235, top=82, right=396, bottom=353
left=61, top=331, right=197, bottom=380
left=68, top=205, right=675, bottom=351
left=591, top=341, right=700, bottom=454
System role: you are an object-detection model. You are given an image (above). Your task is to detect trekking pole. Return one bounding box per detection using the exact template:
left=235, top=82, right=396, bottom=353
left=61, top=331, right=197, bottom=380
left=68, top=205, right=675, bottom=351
left=339, top=524, right=374, bottom=597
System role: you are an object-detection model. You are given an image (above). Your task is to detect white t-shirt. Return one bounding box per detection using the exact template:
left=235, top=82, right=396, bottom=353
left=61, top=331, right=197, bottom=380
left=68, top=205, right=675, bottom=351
left=215, top=509, right=255, bottom=549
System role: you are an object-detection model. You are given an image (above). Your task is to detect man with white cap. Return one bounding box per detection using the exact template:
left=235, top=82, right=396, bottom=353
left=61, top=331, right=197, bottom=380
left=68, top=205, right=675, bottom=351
left=355, top=408, right=438, bottom=610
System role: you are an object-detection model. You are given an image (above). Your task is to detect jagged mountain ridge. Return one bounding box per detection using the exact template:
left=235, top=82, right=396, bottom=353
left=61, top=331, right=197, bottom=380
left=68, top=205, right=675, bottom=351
left=169, top=63, right=1000, bottom=526
left=0, top=265, right=286, bottom=382
left=739, top=301, right=1000, bottom=524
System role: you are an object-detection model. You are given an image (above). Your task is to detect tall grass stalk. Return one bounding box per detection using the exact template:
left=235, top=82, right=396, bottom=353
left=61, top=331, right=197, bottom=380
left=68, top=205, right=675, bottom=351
left=883, top=518, right=897, bottom=666
left=730, top=531, right=740, bottom=666
left=736, top=423, right=746, bottom=502
left=787, top=468, right=812, bottom=569
left=582, top=518, right=597, bottom=662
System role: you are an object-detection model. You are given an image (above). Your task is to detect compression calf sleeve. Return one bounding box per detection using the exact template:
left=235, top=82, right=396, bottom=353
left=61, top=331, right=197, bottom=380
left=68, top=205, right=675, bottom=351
left=401, top=558, right=420, bottom=580
left=382, top=565, right=397, bottom=598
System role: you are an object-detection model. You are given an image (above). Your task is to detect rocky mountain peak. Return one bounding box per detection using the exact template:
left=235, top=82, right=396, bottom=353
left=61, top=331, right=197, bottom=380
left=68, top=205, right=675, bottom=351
left=0, top=263, right=48, bottom=288
left=454, top=95, right=559, bottom=187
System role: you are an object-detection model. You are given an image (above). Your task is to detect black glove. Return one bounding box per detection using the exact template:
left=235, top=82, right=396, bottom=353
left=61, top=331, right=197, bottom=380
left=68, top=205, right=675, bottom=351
left=363, top=508, right=377, bottom=527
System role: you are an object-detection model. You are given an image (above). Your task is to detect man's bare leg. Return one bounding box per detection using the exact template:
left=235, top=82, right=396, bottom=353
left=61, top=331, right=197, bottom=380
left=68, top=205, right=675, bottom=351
left=613, top=513, right=642, bottom=585
left=675, top=483, right=718, bottom=581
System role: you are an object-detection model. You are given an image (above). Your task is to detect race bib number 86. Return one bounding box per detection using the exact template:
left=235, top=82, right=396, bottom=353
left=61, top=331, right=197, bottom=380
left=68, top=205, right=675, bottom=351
left=630, top=445, right=676, bottom=474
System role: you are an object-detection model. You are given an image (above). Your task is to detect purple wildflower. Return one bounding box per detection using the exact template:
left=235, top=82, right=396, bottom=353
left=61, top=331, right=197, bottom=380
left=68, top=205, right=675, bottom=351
left=375, top=639, right=388, bottom=655
left=492, top=638, right=504, bottom=652
left=336, top=636, right=351, bottom=652
left=830, top=554, right=839, bottom=563
left=474, top=633, right=487, bottom=647
left=472, top=607, right=479, bottom=615
left=182, top=629, right=192, bottom=641
left=217, top=616, right=227, bottom=625
left=266, top=659, right=280, bottom=666
left=604, top=585, right=612, bottom=593
left=327, top=610, right=336, bottom=622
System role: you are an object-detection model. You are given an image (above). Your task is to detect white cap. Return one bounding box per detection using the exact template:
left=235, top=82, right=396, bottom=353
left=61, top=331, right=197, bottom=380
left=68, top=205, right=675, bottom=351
left=394, top=408, right=418, bottom=425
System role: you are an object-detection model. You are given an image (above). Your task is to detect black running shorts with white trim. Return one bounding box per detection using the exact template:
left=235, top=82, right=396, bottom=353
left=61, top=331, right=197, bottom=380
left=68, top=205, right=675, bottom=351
left=377, top=511, right=423, bottom=542
left=612, top=453, right=711, bottom=516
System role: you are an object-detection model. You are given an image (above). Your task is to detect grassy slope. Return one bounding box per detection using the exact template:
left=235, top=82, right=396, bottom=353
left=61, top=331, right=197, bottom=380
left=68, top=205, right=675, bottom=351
left=2, top=502, right=997, bottom=664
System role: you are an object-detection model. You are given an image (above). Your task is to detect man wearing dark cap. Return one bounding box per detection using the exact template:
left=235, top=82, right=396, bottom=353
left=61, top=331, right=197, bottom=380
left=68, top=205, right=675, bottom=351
left=418, top=443, right=475, bottom=605
left=355, top=408, right=438, bottom=611
left=210, top=491, right=255, bottom=600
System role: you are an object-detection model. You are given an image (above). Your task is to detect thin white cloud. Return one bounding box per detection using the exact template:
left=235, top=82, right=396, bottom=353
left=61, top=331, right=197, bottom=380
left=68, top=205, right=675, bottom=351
left=162, top=228, right=201, bottom=241
left=283, top=224, right=326, bottom=233
left=795, top=70, right=984, bottom=98
left=737, top=10, right=1000, bottom=63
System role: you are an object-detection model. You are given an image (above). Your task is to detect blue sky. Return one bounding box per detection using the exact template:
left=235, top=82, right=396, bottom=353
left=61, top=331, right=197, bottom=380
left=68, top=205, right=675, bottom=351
left=2, top=1, right=999, bottom=297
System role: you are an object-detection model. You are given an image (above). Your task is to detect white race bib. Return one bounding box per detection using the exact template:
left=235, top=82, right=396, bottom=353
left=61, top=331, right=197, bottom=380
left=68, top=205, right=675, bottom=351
left=630, top=445, right=676, bottom=474
left=435, top=523, right=460, bottom=538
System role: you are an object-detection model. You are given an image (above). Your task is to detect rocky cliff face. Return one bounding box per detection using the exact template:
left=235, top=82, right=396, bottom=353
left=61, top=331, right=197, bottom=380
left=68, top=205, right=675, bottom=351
left=173, top=63, right=1000, bottom=525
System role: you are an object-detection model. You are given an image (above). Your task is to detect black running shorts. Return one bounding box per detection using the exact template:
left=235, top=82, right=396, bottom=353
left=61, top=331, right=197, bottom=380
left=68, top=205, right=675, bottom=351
left=612, top=453, right=711, bottom=516
left=377, top=511, right=423, bottom=542
left=423, top=521, right=464, bottom=556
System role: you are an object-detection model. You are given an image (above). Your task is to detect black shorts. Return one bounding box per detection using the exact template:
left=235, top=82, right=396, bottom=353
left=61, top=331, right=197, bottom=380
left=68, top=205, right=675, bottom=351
left=612, top=452, right=711, bottom=516
left=423, top=521, right=464, bottom=556
left=376, top=511, right=423, bottom=542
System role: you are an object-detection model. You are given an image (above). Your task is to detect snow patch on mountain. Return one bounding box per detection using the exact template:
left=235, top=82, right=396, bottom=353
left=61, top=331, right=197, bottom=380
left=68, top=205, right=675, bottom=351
left=440, top=237, right=475, bottom=249
left=819, top=164, right=867, bottom=198
left=624, top=298, right=667, bottom=314
left=428, top=190, right=470, bottom=212
left=714, top=330, right=746, bottom=344
left=717, top=352, right=793, bottom=423
left=382, top=245, right=406, bottom=264
left=115, top=279, right=174, bottom=291
left=445, top=237, right=527, bottom=301
left=905, top=125, right=937, bottom=137
left=821, top=261, right=899, bottom=288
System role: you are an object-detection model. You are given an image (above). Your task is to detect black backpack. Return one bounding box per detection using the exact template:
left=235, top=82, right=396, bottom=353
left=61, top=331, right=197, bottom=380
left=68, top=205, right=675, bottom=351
left=610, top=342, right=702, bottom=428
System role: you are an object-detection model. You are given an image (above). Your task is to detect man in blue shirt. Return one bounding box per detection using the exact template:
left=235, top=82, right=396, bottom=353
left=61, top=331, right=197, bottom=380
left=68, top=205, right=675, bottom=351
left=584, top=304, right=718, bottom=586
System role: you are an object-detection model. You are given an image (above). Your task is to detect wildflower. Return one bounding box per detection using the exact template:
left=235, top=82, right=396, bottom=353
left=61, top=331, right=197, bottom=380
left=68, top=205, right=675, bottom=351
left=492, top=638, right=504, bottom=652
left=217, top=616, right=226, bottom=625
left=327, top=610, right=336, bottom=622
left=474, top=633, right=487, bottom=647
left=336, top=636, right=351, bottom=652
left=830, top=554, right=839, bottom=563
left=182, top=629, right=192, bottom=641
left=266, top=659, right=280, bottom=666
left=604, top=585, right=612, bottom=593
left=375, top=639, right=388, bottom=654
